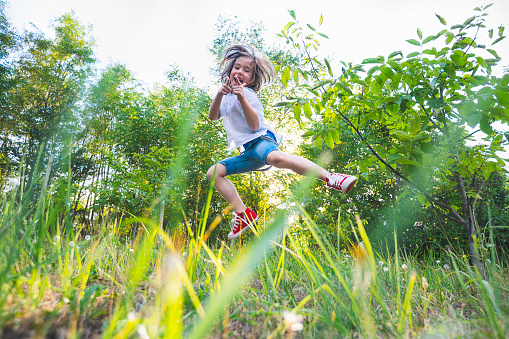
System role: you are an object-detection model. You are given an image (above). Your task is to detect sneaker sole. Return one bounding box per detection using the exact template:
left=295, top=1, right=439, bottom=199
left=342, top=176, right=357, bottom=194
left=228, top=216, right=259, bottom=240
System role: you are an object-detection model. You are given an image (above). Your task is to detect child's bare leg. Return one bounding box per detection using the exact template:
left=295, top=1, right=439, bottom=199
left=206, top=164, right=247, bottom=213
left=266, top=151, right=328, bottom=180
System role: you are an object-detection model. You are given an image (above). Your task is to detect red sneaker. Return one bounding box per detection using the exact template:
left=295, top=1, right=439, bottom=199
left=228, top=207, right=259, bottom=239
left=326, top=173, right=357, bottom=193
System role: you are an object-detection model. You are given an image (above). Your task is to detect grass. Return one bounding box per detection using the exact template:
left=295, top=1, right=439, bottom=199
left=1, top=172, right=508, bottom=339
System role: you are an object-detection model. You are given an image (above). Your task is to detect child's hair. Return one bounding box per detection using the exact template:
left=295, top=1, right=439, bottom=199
left=219, top=43, right=275, bottom=92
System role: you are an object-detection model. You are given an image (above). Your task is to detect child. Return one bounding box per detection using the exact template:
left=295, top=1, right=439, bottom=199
left=207, top=44, right=357, bottom=239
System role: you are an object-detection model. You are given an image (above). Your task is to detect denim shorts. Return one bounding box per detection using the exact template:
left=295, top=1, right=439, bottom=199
left=219, top=132, right=279, bottom=176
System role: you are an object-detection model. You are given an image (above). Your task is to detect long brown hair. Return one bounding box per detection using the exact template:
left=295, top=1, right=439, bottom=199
left=219, top=44, right=275, bottom=92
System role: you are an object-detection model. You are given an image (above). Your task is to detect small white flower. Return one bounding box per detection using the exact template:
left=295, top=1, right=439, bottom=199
left=129, top=248, right=134, bottom=253
left=69, top=241, right=75, bottom=248
left=291, top=323, right=304, bottom=331
left=55, top=235, right=61, bottom=241
left=63, top=297, right=70, bottom=304
left=182, top=252, right=187, bottom=257
left=109, top=232, right=113, bottom=236
left=137, top=324, right=150, bottom=339
left=352, top=286, right=356, bottom=290
left=52, top=242, right=56, bottom=245
left=85, top=235, right=91, bottom=241
left=436, top=260, right=441, bottom=264
left=402, top=264, right=408, bottom=270
left=487, top=259, right=491, bottom=263
left=383, top=267, right=389, bottom=272
left=283, top=311, right=304, bottom=332
left=379, top=260, right=384, bottom=267
left=127, top=312, right=136, bottom=322
left=444, top=264, right=450, bottom=269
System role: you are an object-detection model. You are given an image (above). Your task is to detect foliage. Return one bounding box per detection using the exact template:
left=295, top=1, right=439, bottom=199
left=1, top=12, right=94, bottom=194
left=277, top=6, right=509, bottom=269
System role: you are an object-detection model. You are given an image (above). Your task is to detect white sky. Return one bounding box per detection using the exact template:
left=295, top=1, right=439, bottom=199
left=6, top=0, right=509, bottom=90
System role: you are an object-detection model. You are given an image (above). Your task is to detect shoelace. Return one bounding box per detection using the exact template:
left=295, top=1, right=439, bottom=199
left=328, top=174, right=347, bottom=188
left=231, top=212, right=243, bottom=233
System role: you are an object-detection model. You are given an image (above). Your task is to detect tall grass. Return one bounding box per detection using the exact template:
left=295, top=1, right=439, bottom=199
left=1, top=165, right=508, bottom=338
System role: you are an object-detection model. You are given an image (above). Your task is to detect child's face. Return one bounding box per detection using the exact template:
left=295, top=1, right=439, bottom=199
left=230, top=56, right=254, bottom=87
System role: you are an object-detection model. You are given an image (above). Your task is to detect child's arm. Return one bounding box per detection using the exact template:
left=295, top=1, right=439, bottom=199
left=232, top=75, right=260, bottom=131
left=209, top=77, right=231, bottom=121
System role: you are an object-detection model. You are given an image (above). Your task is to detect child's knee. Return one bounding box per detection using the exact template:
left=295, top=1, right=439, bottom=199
left=267, top=151, right=286, bottom=168
left=206, top=164, right=225, bottom=181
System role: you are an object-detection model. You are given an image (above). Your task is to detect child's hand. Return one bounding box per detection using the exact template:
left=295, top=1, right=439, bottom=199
left=218, top=77, right=231, bottom=96
left=232, top=74, right=246, bottom=101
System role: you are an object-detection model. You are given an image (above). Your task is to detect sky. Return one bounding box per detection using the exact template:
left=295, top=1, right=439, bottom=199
left=5, top=0, right=509, bottom=90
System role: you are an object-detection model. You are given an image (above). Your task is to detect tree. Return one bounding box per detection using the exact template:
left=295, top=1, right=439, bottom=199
left=0, top=0, right=18, bottom=181
left=4, top=12, right=94, bottom=193
left=279, top=6, right=508, bottom=273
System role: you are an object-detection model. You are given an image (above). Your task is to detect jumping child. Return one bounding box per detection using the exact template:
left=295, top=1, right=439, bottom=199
left=207, top=44, right=357, bottom=239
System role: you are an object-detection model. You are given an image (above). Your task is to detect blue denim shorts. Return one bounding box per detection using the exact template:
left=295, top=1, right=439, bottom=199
left=219, top=131, right=279, bottom=176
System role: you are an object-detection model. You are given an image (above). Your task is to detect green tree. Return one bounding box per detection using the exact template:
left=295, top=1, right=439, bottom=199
left=0, top=0, right=18, bottom=180
left=5, top=12, right=94, bottom=193
left=279, top=6, right=508, bottom=273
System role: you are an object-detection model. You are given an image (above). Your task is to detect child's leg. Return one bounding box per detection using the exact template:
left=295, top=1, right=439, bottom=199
left=266, top=151, right=328, bottom=180
left=206, top=163, right=247, bottom=213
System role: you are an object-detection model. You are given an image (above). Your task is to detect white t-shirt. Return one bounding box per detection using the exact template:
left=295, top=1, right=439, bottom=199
left=219, top=87, right=283, bottom=152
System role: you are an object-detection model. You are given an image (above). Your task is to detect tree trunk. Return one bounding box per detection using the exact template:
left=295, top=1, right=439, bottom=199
left=457, top=172, right=486, bottom=277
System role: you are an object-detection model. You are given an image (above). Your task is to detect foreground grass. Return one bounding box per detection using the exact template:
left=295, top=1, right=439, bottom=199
left=1, top=194, right=507, bottom=338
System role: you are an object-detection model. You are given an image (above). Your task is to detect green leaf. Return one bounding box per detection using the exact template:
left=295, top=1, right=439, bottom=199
left=463, top=16, right=476, bottom=26
left=407, top=52, right=420, bottom=58
left=413, top=133, right=430, bottom=142
left=331, top=130, right=341, bottom=144
left=435, top=13, right=447, bottom=25
left=388, top=51, right=403, bottom=59
left=501, top=74, right=509, bottom=87
left=427, top=98, right=444, bottom=108
left=422, top=35, right=437, bottom=44
left=467, top=112, right=482, bottom=127
left=304, top=102, right=312, bottom=119
left=325, top=133, right=334, bottom=149
left=288, top=10, right=296, bottom=20
left=324, top=58, right=333, bottom=76
left=491, top=36, right=506, bottom=46
left=390, top=190, right=409, bottom=205
left=362, top=57, right=384, bottom=64
left=406, top=39, right=421, bottom=46
left=479, top=113, right=493, bottom=135
left=282, top=67, right=290, bottom=87
left=273, top=101, right=293, bottom=108
left=417, top=28, right=423, bottom=40
left=391, top=130, right=411, bottom=142
left=293, top=104, right=301, bottom=121
left=416, top=193, right=430, bottom=207
left=284, top=22, right=295, bottom=31
left=367, top=65, right=380, bottom=76
left=498, top=26, right=505, bottom=37
left=318, top=32, right=329, bottom=39
left=293, top=69, right=299, bottom=83
left=307, top=24, right=316, bottom=31
left=302, top=130, right=316, bottom=138
left=476, top=56, right=488, bottom=68
left=319, top=14, right=324, bottom=26
left=487, top=49, right=501, bottom=59
left=397, top=158, right=421, bottom=166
